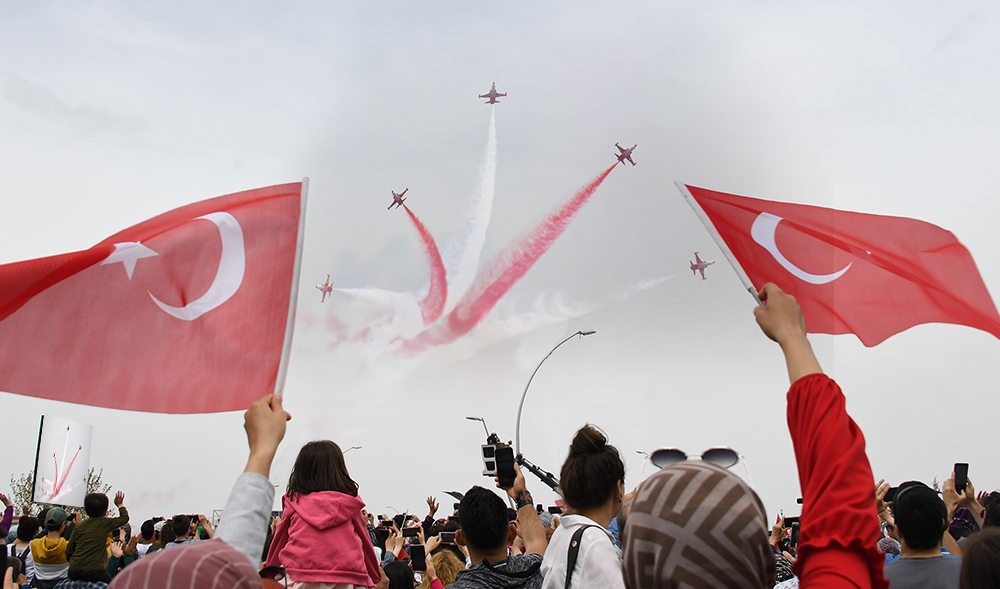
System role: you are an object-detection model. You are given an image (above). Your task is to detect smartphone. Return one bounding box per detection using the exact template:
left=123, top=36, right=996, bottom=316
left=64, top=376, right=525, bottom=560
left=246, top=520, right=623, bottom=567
left=955, top=463, right=969, bottom=494
left=402, top=527, right=420, bottom=538
left=789, top=522, right=800, bottom=547
left=548, top=506, right=563, bottom=514
left=440, top=531, right=456, bottom=543
left=496, top=446, right=516, bottom=489
left=884, top=487, right=899, bottom=503
left=783, top=516, right=800, bottom=526
left=409, top=544, right=426, bottom=572
left=448, top=515, right=460, bottom=524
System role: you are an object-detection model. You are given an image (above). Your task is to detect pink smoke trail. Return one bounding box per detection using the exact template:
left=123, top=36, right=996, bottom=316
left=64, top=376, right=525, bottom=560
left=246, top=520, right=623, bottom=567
left=402, top=164, right=617, bottom=352
left=404, top=204, right=448, bottom=326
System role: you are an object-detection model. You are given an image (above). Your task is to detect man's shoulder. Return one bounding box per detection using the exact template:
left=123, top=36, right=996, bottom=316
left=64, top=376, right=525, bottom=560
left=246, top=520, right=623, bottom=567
left=449, top=554, right=543, bottom=588
left=507, top=553, right=543, bottom=571
left=883, top=555, right=962, bottom=585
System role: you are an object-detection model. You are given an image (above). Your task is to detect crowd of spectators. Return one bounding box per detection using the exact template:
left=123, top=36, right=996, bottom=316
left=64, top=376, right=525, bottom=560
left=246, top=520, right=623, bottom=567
left=3, top=282, right=999, bottom=589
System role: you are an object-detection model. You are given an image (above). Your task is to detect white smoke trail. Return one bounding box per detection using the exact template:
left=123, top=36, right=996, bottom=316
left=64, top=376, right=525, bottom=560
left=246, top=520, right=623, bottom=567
left=410, top=276, right=676, bottom=364
left=441, top=107, right=497, bottom=313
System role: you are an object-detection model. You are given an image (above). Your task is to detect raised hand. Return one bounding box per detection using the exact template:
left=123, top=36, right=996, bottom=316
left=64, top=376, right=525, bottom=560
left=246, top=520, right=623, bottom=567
left=110, top=541, right=124, bottom=558
left=875, top=479, right=891, bottom=516
left=426, top=496, right=439, bottom=517
left=114, top=491, right=125, bottom=508
left=243, top=393, right=292, bottom=478
left=0, top=493, right=10, bottom=507
left=125, top=535, right=140, bottom=555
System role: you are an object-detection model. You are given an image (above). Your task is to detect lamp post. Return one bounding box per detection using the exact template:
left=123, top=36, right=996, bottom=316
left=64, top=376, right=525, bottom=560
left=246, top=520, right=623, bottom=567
left=466, top=416, right=490, bottom=437
left=515, top=330, right=596, bottom=455
left=738, top=453, right=755, bottom=488
left=344, top=446, right=362, bottom=453
left=635, top=450, right=649, bottom=482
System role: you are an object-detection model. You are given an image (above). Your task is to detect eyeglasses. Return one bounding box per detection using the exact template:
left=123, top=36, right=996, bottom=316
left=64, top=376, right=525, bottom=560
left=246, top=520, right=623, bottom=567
left=649, top=447, right=740, bottom=469
left=260, top=565, right=288, bottom=588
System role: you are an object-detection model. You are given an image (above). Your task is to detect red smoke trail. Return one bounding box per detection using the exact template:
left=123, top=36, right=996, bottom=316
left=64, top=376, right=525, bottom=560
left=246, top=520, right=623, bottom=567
left=403, top=164, right=617, bottom=352
left=404, top=204, right=448, bottom=326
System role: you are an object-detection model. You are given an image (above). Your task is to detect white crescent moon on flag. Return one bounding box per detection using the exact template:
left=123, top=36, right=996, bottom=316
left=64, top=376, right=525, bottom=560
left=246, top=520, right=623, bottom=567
left=750, top=212, right=851, bottom=285
left=149, top=212, right=245, bottom=321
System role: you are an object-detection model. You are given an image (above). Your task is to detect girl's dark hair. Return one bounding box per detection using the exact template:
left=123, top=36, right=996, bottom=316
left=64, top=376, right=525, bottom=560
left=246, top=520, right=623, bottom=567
left=559, top=424, right=624, bottom=510
left=287, top=440, right=359, bottom=498
left=383, top=561, right=415, bottom=589
left=960, top=527, right=1000, bottom=589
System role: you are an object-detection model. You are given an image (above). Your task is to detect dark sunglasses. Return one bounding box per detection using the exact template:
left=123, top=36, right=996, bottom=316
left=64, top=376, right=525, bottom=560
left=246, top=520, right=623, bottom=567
left=259, top=565, right=288, bottom=588
left=649, top=447, right=740, bottom=469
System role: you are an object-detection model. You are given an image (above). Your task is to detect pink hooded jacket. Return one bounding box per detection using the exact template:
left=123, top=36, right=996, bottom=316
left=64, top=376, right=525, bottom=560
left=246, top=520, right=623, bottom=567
left=265, top=491, right=381, bottom=585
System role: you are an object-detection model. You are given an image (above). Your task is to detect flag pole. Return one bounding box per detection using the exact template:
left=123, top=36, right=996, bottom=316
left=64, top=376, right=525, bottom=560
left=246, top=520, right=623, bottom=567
left=675, top=181, right=764, bottom=307
left=275, top=177, right=308, bottom=394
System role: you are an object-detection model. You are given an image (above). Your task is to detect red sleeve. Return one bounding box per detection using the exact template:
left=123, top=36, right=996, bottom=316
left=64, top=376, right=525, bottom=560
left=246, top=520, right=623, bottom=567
left=429, top=578, right=445, bottom=589
left=786, top=373, right=888, bottom=589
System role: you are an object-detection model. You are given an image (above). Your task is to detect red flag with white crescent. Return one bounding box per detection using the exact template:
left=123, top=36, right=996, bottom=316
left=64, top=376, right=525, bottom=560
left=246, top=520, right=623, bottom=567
left=678, top=183, right=1000, bottom=346
left=0, top=182, right=306, bottom=413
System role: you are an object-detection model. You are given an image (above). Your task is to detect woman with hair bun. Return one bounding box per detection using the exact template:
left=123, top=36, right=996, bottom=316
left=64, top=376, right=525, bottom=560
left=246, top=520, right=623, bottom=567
left=540, top=424, right=626, bottom=589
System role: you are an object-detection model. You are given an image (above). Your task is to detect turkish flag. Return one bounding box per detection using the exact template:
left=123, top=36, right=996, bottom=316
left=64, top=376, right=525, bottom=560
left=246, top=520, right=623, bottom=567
left=679, top=183, right=1000, bottom=346
left=0, top=182, right=305, bottom=413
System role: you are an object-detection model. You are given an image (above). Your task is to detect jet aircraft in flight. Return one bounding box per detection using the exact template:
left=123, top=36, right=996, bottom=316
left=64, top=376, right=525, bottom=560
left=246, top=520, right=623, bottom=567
left=615, top=143, right=637, bottom=166
left=690, top=252, right=715, bottom=280
left=479, top=83, right=506, bottom=104
left=316, top=275, right=333, bottom=302
left=388, top=188, right=408, bottom=210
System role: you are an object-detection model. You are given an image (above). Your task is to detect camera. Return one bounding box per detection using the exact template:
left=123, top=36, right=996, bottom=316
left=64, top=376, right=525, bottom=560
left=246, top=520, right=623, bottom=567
left=481, top=433, right=516, bottom=488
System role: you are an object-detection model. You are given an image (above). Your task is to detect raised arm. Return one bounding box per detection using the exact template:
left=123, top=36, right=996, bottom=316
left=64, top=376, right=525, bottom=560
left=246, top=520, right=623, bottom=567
left=754, top=283, right=823, bottom=383
left=500, top=464, right=547, bottom=556
left=216, top=393, right=289, bottom=565
left=757, top=283, right=887, bottom=588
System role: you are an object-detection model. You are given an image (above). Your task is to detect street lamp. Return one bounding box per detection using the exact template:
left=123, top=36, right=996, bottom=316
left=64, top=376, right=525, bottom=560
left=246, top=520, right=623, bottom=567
left=344, top=446, right=362, bottom=453
left=515, top=330, right=596, bottom=455
left=635, top=450, right=649, bottom=482
left=466, top=416, right=490, bottom=437
left=738, top=453, right=755, bottom=488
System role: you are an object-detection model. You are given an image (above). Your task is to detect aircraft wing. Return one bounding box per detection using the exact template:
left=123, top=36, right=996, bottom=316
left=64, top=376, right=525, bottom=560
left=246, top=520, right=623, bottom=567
left=699, top=268, right=706, bottom=280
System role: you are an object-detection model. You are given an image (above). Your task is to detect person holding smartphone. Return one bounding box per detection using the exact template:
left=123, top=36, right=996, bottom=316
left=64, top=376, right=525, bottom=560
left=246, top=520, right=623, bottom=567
left=447, top=463, right=547, bottom=589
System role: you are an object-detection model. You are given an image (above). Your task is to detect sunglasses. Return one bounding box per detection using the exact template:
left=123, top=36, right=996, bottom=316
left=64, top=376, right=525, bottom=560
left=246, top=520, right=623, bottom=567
left=649, top=447, right=740, bottom=469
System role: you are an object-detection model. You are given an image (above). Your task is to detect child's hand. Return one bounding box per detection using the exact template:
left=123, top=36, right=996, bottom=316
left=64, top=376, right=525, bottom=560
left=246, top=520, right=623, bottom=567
left=114, top=491, right=125, bottom=508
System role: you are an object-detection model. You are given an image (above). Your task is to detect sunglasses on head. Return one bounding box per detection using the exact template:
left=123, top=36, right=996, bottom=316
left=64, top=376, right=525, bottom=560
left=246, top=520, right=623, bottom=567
left=649, top=447, right=740, bottom=469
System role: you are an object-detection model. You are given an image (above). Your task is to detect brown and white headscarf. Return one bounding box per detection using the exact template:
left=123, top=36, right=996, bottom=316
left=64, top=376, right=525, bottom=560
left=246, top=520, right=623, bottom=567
left=623, top=461, right=775, bottom=589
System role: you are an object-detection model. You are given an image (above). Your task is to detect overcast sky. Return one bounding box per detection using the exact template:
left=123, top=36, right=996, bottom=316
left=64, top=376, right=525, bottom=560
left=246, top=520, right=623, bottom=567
left=2, top=0, right=999, bottom=527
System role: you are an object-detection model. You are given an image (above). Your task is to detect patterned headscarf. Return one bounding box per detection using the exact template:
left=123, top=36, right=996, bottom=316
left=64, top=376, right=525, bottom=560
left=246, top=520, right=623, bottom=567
left=623, top=461, right=775, bottom=589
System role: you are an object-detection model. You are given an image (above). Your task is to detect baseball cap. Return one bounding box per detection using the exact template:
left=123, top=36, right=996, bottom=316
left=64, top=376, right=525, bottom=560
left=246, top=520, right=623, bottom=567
left=45, top=508, right=68, bottom=526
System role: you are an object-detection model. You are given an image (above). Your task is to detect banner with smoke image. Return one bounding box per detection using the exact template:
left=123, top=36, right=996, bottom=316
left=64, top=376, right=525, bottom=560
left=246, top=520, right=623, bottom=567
left=31, top=415, right=93, bottom=508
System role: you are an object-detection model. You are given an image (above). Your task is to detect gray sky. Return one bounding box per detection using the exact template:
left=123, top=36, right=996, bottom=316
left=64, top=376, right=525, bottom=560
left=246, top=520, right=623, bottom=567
left=2, top=0, right=999, bottom=526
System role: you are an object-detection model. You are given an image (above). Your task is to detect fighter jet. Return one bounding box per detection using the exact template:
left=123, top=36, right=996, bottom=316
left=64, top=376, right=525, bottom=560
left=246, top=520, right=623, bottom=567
left=316, top=274, right=333, bottom=302
left=690, top=252, right=715, bottom=280
left=615, top=143, right=637, bottom=166
left=388, top=188, right=408, bottom=210
left=479, top=83, right=506, bottom=104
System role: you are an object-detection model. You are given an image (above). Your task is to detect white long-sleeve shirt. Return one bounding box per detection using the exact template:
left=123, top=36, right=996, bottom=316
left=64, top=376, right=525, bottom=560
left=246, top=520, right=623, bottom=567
left=540, top=515, right=625, bottom=589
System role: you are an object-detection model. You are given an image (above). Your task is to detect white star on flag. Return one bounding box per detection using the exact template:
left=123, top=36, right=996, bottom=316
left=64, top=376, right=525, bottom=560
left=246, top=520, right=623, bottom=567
left=100, top=242, right=159, bottom=280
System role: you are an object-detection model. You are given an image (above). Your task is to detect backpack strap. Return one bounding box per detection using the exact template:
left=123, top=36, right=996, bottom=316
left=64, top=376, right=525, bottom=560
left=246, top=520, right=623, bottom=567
left=565, top=525, right=612, bottom=589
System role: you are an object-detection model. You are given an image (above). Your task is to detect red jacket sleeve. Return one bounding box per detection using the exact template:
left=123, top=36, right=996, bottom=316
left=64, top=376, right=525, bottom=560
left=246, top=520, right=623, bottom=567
left=786, top=373, right=888, bottom=589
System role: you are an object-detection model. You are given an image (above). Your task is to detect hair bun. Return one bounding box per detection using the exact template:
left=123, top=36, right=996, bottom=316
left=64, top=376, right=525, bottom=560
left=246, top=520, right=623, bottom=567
left=569, top=424, right=607, bottom=455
